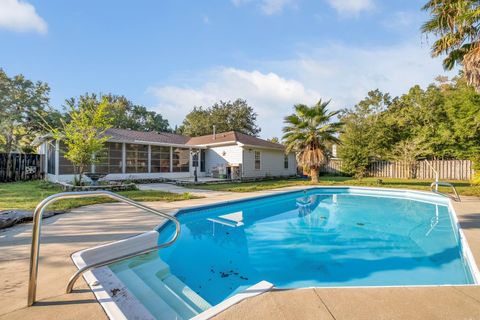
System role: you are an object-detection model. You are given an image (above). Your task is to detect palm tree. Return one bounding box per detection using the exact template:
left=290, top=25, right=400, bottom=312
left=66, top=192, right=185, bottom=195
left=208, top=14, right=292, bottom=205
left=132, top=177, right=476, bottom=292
left=283, top=100, right=343, bottom=183
left=422, top=0, right=480, bottom=91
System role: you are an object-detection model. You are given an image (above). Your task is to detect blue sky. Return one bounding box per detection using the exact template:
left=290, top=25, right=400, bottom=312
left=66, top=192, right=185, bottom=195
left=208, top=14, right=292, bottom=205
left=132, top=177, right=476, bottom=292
left=0, top=0, right=454, bottom=138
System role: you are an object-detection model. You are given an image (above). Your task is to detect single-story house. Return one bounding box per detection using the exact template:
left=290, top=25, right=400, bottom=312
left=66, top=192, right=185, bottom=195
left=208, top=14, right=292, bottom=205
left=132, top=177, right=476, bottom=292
left=36, top=128, right=297, bottom=182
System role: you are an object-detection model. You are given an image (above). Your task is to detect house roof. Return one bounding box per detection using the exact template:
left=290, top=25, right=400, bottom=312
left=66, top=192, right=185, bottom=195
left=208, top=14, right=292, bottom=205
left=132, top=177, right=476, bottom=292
left=36, top=128, right=285, bottom=150
left=105, top=128, right=190, bottom=145
left=186, top=131, right=285, bottom=150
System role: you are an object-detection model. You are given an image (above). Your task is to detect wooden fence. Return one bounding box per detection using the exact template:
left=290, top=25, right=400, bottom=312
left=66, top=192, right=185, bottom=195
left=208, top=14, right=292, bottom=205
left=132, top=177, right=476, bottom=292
left=0, top=153, right=44, bottom=182
left=320, top=159, right=474, bottom=180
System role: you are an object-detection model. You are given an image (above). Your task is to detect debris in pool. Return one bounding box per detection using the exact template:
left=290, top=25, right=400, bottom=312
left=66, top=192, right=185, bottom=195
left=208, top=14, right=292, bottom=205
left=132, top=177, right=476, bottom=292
left=320, top=216, right=326, bottom=220
left=110, top=288, right=121, bottom=297
left=210, top=269, right=215, bottom=273
left=226, top=232, right=230, bottom=235
left=240, top=276, right=249, bottom=280
left=356, top=222, right=365, bottom=226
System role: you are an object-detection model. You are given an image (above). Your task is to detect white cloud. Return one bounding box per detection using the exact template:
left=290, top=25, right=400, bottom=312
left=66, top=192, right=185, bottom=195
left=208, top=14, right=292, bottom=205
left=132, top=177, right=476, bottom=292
left=147, top=41, right=453, bottom=138
left=0, top=0, right=47, bottom=34
left=231, top=0, right=296, bottom=15
left=326, top=0, right=375, bottom=15
left=147, top=68, right=320, bottom=138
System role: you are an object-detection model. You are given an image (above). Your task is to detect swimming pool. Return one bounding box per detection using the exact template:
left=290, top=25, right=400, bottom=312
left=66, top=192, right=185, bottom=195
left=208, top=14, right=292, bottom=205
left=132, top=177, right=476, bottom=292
left=103, top=187, right=478, bottom=319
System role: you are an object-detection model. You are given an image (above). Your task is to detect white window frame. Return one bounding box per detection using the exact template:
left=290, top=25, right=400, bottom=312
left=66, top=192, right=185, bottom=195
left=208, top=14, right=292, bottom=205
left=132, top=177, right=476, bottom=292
left=254, top=150, right=261, bottom=170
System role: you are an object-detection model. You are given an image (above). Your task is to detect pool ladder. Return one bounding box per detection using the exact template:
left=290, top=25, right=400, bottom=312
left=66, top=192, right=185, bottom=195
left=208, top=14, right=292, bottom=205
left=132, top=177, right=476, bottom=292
left=425, top=159, right=461, bottom=202
left=27, top=190, right=181, bottom=307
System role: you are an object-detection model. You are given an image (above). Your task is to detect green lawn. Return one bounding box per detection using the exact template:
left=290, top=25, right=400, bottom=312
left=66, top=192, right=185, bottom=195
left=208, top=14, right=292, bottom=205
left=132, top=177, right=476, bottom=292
left=187, top=176, right=480, bottom=197
left=0, top=181, right=198, bottom=211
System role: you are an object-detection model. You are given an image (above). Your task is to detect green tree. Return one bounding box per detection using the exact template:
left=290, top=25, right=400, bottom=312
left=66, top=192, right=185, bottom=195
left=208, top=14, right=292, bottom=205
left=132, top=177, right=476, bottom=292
left=52, top=98, right=113, bottom=185
left=422, top=0, right=480, bottom=90
left=179, top=99, right=261, bottom=136
left=0, top=69, right=54, bottom=154
left=283, top=100, right=343, bottom=183
left=65, top=93, right=170, bottom=132
left=390, top=138, right=430, bottom=179
left=267, top=137, right=280, bottom=144
left=338, top=90, right=392, bottom=177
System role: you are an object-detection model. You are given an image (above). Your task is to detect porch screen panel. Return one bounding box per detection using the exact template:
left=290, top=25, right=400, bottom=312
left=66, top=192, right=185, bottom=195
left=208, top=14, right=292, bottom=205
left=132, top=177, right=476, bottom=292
left=151, top=146, right=171, bottom=173
left=59, top=142, right=75, bottom=174
left=95, top=142, right=123, bottom=174
left=126, top=143, right=148, bottom=173
left=172, top=147, right=190, bottom=172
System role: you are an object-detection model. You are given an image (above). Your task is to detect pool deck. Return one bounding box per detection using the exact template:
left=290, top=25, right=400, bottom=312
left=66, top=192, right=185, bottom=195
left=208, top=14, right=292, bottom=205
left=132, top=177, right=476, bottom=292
left=1, top=186, right=480, bottom=320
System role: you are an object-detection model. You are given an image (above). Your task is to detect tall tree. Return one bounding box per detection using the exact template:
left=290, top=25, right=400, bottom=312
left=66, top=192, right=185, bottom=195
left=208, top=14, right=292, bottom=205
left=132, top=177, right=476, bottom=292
left=65, top=93, right=170, bottom=132
left=0, top=69, right=53, bottom=154
left=52, top=98, right=113, bottom=185
left=422, top=0, right=480, bottom=90
left=283, top=100, right=343, bottom=183
left=338, top=90, right=393, bottom=177
left=179, top=99, right=261, bottom=136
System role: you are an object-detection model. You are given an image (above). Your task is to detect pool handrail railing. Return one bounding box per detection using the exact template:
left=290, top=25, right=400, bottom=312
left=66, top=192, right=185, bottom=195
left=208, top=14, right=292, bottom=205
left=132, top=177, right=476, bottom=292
left=27, top=190, right=181, bottom=307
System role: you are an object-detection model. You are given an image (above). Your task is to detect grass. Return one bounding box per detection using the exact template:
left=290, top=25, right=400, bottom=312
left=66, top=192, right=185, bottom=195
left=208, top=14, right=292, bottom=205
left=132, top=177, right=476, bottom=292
left=0, top=180, right=199, bottom=211
left=186, top=176, right=480, bottom=197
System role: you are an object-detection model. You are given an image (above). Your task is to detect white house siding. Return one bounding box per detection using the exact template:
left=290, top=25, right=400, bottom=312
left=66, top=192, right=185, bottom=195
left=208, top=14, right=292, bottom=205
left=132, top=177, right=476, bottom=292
left=242, top=148, right=297, bottom=178
left=205, top=144, right=243, bottom=175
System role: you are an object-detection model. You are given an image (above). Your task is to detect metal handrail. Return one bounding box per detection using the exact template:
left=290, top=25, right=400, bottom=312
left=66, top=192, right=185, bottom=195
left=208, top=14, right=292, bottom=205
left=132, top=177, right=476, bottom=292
left=424, top=159, right=439, bottom=191
left=27, top=190, right=181, bottom=306
left=430, top=181, right=461, bottom=202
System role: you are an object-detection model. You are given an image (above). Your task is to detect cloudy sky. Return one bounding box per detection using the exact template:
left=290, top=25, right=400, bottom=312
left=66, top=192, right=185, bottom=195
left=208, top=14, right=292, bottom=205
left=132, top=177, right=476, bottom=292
left=0, top=0, right=454, bottom=138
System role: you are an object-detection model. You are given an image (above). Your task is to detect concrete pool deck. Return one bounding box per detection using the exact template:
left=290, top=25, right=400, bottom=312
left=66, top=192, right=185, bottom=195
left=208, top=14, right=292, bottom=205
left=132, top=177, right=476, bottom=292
left=0, top=187, right=479, bottom=319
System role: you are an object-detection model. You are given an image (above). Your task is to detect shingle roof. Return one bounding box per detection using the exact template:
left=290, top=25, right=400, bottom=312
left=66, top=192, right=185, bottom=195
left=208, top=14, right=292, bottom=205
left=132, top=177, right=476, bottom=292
left=186, top=131, right=285, bottom=150
left=104, top=128, right=285, bottom=150
left=105, top=128, right=190, bottom=145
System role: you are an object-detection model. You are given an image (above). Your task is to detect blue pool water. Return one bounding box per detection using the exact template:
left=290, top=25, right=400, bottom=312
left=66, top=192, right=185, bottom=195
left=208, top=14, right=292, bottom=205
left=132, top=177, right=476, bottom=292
left=111, top=188, right=476, bottom=310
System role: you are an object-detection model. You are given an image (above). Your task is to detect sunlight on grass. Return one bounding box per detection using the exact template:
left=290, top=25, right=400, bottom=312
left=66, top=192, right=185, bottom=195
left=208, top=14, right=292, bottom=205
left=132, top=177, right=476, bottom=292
left=186, top=176, right=480, bottom=196
left=0, top=181, right=199, bottom=211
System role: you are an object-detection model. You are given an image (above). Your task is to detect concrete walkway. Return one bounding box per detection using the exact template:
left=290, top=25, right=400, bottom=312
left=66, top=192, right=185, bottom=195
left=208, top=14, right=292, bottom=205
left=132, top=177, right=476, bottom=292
left=0, top=187, right=479, bottom=320
left=137, top=183, right=233, bottom=197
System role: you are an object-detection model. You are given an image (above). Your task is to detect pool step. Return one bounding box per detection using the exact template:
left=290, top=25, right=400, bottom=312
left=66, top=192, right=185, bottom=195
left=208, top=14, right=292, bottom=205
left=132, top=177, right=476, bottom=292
left=162, top=274, right=212, bottom=313
left=113, top=267, right=180, bottom=319
left=133, top=267, right=199, bottom=319
left=130, top=257, right=212, bottom=319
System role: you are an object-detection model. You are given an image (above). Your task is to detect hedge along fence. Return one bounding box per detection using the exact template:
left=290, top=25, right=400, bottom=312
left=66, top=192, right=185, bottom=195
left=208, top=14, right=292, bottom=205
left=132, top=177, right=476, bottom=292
left=320, top=159, right=474, bottom=180
left=0, top=153, right=44, bottom=182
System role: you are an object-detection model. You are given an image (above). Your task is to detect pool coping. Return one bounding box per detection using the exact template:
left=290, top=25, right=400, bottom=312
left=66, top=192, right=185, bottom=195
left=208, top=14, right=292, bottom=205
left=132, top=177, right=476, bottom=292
left=70, top=186, right=480, bottom=320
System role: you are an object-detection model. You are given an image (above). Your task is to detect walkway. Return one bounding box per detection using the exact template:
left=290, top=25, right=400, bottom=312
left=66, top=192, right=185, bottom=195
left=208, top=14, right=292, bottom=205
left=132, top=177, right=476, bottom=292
left=0, top=188, right=479, bottom=319
left=137, top=183, right=233, bottom=197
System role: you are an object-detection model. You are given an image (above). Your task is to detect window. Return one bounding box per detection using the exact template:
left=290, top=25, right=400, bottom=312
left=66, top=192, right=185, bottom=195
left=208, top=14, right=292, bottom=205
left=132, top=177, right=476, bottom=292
left=95, top=142, right=123, bottom=174
left=59, top=142, right=76, bottom=174
left=254, top=151, right=261, bottom=170
left=284, top=155, right=289, bottom=169
left=151, top=146, right=171, bottom=173
left=172, top=148, right=190, bottom=172
left=126, top=143, right=148, bottom=173
left=47, top=141, right=56, bottom=174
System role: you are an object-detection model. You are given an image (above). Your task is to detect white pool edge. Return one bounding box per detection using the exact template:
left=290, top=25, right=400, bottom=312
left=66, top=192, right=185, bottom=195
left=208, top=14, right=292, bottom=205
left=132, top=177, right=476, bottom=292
left=71, top=186, right=480, bottom=320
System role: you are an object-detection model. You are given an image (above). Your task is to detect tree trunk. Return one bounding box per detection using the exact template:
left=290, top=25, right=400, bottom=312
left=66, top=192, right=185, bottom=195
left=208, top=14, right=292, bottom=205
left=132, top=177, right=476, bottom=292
left=310, top=167, right=319, bottom=184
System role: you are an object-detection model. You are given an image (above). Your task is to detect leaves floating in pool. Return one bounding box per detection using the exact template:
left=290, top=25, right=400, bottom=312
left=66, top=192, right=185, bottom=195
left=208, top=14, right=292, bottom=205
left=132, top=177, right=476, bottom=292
left=356, top=222, right=365, bottom=226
